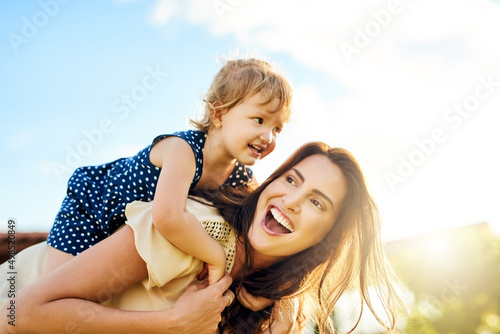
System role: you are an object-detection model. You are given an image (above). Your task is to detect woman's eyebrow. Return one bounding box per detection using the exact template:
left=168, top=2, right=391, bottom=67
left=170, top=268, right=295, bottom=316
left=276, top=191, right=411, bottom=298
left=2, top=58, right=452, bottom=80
left=292, top=168, right=305, bottom=182
left=292, top=168, right=334, bottom=209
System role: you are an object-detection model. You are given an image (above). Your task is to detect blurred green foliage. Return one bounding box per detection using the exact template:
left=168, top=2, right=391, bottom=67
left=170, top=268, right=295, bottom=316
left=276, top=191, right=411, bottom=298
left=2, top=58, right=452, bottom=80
left=387, top=224, right=500, bottom=334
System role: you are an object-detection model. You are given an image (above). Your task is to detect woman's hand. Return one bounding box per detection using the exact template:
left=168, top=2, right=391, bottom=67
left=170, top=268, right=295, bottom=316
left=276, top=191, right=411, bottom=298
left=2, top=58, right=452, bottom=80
left=167, top=273, right=234, bottom=333
left=198, top=269, right=275, bottom=313
left=259, top=299, right=299, bottom=334
left=237, top=286, right=274, bottom=311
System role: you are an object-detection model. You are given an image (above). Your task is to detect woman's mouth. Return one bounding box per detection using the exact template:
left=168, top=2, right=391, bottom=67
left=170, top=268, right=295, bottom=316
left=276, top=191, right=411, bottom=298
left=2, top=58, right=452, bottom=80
left=262, top=207, right=294, bottom=235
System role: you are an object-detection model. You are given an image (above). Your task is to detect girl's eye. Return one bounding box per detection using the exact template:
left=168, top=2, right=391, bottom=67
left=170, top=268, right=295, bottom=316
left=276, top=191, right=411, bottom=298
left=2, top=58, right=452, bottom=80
left=273, top=127, right=281, bottom=134
left=253, top=117, right=263, bottom=124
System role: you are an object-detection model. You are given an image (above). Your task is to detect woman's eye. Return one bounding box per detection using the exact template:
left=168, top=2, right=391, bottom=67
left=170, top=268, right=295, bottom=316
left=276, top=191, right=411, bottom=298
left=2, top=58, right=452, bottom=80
left=286, top=176, right=296, bottom=186
left=311, top=199, right=323, bottom=210
left=253, top=117, right=263, bottom=124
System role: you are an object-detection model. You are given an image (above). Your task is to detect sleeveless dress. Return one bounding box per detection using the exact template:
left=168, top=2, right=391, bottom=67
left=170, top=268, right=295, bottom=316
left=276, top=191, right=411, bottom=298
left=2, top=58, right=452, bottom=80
left=46, top=130, right=253, bottom=255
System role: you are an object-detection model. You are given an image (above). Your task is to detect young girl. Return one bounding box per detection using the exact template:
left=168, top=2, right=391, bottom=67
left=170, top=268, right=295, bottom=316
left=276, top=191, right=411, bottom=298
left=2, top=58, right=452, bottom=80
left=45, top=58, right=293, bottom=284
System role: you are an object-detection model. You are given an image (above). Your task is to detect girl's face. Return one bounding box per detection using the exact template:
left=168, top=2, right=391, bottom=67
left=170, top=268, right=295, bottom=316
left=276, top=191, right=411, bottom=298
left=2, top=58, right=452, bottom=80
left=215, top=92, right=286, bottom=166
left=248, top=154, right=348, bottom=266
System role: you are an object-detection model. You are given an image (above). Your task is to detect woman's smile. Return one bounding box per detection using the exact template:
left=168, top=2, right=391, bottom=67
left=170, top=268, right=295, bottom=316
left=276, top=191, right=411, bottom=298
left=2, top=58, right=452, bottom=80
left=261, top=206, right=294, bottom=235
left=248, top=154, right=348, bottom=261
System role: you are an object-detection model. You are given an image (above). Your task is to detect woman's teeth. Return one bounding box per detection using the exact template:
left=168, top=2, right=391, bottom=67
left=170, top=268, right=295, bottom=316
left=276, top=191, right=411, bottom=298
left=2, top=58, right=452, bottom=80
left=270, top=207, right=294, bottom=232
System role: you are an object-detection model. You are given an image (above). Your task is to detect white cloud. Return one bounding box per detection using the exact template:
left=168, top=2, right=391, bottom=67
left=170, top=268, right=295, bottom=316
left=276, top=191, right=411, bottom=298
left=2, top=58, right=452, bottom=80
left=150, top=0, right=181, bottom=26
left=29, top=159, right=56, bottom=176
left=149, top=0, right=500, bottom=120
left=4, top=128, right=35, bottom=151
left=148, top=0, right=500, bottom=239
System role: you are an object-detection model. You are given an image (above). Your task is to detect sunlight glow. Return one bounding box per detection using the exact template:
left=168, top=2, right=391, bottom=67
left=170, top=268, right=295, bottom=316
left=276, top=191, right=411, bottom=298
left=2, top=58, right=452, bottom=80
left=428, top=235, right=452, bottom=256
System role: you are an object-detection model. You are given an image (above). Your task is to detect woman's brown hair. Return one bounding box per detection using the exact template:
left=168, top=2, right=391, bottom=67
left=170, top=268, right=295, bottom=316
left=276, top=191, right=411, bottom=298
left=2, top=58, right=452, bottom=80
left=194, top=142, right=406, bottom=333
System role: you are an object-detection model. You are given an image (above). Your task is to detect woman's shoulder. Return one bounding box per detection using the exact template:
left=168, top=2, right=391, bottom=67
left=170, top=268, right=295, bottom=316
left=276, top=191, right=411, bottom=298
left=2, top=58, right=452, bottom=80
left=125, top=198, right=224, bottom=225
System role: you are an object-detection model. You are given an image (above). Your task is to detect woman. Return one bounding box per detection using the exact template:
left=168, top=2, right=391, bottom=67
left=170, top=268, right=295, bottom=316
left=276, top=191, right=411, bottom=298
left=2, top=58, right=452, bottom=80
left=3, top=142, right=405, bottom=333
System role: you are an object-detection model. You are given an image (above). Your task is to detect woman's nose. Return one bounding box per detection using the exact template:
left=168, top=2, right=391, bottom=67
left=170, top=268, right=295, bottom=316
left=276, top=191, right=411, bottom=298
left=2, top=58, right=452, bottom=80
left=283, top=191, right=301, bottom=213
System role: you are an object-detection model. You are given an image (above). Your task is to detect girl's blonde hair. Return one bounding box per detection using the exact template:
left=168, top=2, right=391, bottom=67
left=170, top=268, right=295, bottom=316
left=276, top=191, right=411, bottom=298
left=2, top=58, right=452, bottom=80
left=190, top=58, right=293, bottom=132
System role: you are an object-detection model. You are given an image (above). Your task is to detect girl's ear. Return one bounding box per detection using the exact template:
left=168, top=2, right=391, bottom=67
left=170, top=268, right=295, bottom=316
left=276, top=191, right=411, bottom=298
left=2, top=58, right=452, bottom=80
left=209, top=113, right=221, bottom=130
left=211, top=102, right=227, bottom=125
left=213, top=108, right=223, bottom=123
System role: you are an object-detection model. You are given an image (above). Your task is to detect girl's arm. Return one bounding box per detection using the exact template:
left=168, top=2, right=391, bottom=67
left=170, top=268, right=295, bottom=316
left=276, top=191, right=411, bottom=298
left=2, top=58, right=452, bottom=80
left=4, top=226, right=232, bottom=334
left=150, top=137, right=227, bottom=284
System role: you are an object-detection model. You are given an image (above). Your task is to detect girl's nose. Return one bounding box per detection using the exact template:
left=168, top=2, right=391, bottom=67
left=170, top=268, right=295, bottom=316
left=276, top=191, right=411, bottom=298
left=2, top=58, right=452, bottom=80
left=260, top=128, right=273, bottom=144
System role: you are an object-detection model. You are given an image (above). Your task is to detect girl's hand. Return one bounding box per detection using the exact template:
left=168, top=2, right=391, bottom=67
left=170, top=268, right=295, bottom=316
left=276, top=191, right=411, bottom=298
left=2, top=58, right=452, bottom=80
left=197, top=263, right=209, bottom=281
left=207, top=261, right=227, bottom=285
left=207, top=245, right=227, bottom=284
left=237, top=286, right=275, bottom=311
left=196, top=247, right=227, bottom=284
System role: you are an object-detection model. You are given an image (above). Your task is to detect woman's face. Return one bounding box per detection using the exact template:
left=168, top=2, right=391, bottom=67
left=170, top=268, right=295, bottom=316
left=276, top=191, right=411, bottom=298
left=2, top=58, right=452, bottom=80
left=248, top=154, right=348, bottom=265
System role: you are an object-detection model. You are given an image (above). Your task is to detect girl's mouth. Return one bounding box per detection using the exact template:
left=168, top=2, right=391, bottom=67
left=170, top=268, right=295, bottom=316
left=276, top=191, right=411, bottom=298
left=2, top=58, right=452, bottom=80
left=262, top=207, right=294, bottom=235
left=248, top=144, right=264, bottom=157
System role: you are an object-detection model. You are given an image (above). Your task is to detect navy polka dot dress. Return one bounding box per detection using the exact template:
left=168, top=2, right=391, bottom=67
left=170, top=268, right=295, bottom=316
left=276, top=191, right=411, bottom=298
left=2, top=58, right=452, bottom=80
left=47, top=130, right=253, bottom=255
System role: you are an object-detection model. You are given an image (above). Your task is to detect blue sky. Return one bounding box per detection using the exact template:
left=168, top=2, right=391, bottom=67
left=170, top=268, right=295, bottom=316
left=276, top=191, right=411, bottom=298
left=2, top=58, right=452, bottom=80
left=2, top=0, right=500, bottom=243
